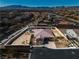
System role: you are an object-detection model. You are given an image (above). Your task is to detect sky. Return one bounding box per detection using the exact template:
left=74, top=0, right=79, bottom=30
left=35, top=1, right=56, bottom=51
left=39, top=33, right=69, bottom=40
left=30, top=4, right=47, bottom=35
left=0, top=0, right=79, bottom=7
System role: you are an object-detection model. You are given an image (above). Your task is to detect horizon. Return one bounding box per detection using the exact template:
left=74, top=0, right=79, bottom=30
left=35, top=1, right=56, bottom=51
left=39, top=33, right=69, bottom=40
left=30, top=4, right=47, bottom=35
left=0, top=5, right=79, bottom=8
left=0, top=4, right=79, bottom=7
left=0, top=0, right=79, bottom=7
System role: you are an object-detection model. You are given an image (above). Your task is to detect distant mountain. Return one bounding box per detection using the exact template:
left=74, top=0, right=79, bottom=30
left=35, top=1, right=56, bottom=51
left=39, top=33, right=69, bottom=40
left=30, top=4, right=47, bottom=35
left=69, top=6, right=79, bottom=8
left=0, top=5, right=79, bottom=11
left=0, top=5, right=54, bottom=11
left=0, top=5, right=30, bottom=10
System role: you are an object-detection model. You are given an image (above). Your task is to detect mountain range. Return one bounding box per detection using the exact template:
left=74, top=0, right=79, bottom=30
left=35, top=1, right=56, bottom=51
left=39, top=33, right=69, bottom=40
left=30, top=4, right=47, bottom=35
left=0, top=5, right=79, bottom=10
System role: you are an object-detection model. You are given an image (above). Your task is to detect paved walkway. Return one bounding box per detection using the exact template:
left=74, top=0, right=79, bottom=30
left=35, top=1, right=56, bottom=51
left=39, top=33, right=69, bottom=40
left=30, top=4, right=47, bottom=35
left=44, top=42, right=56, bottom=49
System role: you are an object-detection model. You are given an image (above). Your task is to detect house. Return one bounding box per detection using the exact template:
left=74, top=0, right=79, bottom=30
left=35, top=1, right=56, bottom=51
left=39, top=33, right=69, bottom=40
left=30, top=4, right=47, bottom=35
left=32, top=29, right=54, bottom=44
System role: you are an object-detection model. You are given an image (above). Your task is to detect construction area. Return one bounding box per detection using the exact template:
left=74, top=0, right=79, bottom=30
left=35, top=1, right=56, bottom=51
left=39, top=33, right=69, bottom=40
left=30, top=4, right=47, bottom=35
left=3, top=27, right=78, bottom=48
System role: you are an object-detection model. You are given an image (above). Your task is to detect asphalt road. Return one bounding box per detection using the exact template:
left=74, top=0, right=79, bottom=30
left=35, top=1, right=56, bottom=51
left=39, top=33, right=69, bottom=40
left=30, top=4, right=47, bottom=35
left=30, top=47, right=79, bottom=59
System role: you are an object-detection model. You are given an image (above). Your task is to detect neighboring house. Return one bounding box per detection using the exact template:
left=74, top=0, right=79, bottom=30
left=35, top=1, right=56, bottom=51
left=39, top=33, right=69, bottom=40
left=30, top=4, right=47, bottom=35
left=66, top=29, right=78, bottom=39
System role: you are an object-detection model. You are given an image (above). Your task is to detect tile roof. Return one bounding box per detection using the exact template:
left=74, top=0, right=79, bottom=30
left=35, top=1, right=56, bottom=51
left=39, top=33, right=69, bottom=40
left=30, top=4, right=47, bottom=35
left=32, top=29, right=53, bottom=39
